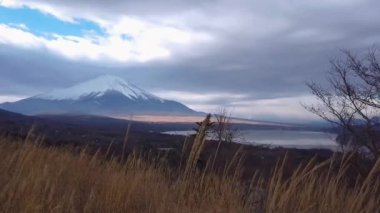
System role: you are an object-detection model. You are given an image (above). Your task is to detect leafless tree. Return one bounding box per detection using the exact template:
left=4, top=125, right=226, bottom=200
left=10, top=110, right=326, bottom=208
left=209, top=108, right=239, bottom=170
left=212, top=108, right=238, bottom=143
left=305, top=47, right=380, bottom=160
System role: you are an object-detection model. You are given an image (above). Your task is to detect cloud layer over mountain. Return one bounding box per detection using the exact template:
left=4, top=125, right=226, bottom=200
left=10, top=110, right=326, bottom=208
left=1, top=0, right=379, bottom=121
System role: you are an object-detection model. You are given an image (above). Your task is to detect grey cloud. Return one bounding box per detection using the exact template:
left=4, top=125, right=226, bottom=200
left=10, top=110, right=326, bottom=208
left=1, top=0, right=380, bottom=120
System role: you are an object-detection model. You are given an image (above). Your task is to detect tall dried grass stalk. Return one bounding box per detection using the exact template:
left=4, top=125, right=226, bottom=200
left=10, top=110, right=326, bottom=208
left=0, top=131, right=379, bottom=212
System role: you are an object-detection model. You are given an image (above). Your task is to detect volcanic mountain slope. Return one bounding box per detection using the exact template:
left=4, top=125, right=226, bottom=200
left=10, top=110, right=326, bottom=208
left=0, top=75, right=199, bottom=116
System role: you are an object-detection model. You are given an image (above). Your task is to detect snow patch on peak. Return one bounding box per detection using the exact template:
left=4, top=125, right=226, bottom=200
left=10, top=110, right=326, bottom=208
left=35, top=75, right=164, bottom=102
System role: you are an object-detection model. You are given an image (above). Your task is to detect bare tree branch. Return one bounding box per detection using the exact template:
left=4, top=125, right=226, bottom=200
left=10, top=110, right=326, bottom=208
left=304, top=47, right=380, bottom=159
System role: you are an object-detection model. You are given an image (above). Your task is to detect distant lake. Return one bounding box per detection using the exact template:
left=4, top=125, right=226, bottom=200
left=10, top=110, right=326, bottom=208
left=163, top=129, right=339, bottom=151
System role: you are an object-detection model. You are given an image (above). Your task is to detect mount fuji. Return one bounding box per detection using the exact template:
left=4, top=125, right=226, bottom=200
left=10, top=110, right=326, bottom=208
left=0, top=75, right=199, bottom=117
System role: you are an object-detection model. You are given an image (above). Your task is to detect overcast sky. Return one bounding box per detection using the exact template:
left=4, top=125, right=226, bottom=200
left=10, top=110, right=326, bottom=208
left=0, top=0, right=379, bottom=122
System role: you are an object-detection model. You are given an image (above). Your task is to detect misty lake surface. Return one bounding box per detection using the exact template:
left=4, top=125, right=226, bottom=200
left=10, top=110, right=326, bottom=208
left=163, top=130, right=339, bottom=151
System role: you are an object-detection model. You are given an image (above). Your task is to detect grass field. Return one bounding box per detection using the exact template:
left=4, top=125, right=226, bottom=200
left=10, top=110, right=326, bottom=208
left=0, top=135, right=379, bottom=212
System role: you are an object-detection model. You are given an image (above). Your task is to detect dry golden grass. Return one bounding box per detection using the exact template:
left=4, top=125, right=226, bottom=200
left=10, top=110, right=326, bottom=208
left=0, top=135, right=379, bottom=212
left=0, top=138, right=247, bottom=213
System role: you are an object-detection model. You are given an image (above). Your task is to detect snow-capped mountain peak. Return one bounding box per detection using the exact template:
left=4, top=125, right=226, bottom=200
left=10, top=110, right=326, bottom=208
left=0, top=75, right=197, bottom=116
left=35, top=75, right=163, bottom=101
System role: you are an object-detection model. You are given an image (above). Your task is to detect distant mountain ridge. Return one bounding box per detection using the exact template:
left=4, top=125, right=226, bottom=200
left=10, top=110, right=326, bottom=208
left=0, top=75, right=199, bottom=116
